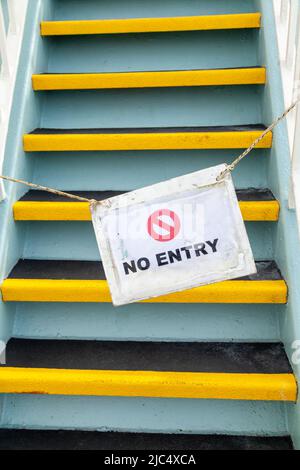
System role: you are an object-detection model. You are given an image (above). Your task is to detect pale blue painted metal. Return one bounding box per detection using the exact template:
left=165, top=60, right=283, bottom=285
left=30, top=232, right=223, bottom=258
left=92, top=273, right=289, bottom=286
left=32, top=150, right=269, bottom=191
left=47, top=30, right=259, bottom=74
left=0, top=0, right=54, bottom=430
left=13, top=302, right=280, bottom=343
left=41, top=87, right=262, bottom=129
left=1, top=395, right=288, bottom=436
left=0, top=0, right=53, bottom=344
left=52, top=0, right=257, bottom=21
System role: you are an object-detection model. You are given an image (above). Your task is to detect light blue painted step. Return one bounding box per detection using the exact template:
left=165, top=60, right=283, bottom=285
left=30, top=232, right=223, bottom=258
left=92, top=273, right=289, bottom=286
left=52, top=0, right=257, bottom=21
left=47, top=30, right=259, bottom=74
left=40, top=86, right=263, bottom=130
left=13, top=302, right=280, bottom=342
left=1, top=395, right=289, bottom=436
left=30, top=150, right=270, bottom=191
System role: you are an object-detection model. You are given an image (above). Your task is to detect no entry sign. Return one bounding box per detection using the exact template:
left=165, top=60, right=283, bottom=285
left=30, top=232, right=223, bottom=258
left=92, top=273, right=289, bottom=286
left=91, top=164, right=256, bottom=306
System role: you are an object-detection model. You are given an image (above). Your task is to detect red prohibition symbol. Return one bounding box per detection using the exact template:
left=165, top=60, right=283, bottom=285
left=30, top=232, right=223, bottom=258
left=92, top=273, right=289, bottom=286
left=147, top=209, right=181, bottom=242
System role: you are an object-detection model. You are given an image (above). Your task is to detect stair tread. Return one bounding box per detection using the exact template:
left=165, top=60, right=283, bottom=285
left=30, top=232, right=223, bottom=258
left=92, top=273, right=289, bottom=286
left=32, top=67, right=266, bottom=90
left=2, top=260, right=286, bottom=304
left=24, top=125, right=272, bottom=151
left=19, top=188, right=276, bottom=203
left=0, top=339, right=296, bottom=400
left=14, top=189, right=279, bottom=222
left=0, top=429, right=293, bottom=450
left=41, top=13, right=261, bottom=37
left=1, top=339, right=292, bottom=373
left=29, top=124, right=267, bottom=135
left=36, top=66, right=265, bottom=75
left=7, top=259, right=282, bottom=281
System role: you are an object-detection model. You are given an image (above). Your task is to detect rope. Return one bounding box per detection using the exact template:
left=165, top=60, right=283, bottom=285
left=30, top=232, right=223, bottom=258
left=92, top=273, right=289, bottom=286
left=0, top=99, right=299, bottom=201
left=216, top=98, right=300, bottom=181
left=0, top=175, right=97, bottom=203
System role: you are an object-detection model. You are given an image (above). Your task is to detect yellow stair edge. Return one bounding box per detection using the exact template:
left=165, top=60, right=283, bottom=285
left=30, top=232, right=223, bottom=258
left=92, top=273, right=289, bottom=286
left=0, top=368, right=296, bottom=401
left=1, top=279, right=288, bottom=304
left=41, top=13, right=261, bottom=36
left=32, top=68, right=266, bottom=91
left=23, top=129, right=273, bottom=152
left=13, top=200, right=280, bottom=222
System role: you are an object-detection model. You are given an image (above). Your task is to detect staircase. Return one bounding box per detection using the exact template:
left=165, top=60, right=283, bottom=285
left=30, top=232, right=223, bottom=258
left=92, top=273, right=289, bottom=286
left=0, top=0, right=298, bottom=450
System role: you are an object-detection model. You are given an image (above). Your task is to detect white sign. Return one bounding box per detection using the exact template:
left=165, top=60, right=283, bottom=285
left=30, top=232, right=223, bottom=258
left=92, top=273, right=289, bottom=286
left=91, top=164, right=256, bottom=306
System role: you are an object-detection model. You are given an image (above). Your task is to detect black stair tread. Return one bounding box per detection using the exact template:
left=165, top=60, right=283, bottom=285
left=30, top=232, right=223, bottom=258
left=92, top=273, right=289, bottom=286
left=19, top=188, right=276, bottom=203
left=37, top=66, right=265, bottom=75
left=1, top=339, right=292, bottom=374
left=29, top=124, right=267, bottom=135
left=7, top=259, right=283, bottom=281
left=19, top=190, right=124, bottom=202
left=0, top=429, right=293, bottom=450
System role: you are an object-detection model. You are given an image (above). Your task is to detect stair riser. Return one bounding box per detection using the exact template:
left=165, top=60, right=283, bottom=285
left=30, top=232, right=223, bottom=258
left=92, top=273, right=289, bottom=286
left=52, top=0, right=257, bottom=21
left=40, top=87, right=263, bottom=129
left=31, top=150, right=269, bottom=190
left=13, top=302, right=280, bottom=342
left=22, top=222, right=274, bottom=261
left=1, top=394, right=288, bottom=435
left=47, top=30, right=258, bottom=74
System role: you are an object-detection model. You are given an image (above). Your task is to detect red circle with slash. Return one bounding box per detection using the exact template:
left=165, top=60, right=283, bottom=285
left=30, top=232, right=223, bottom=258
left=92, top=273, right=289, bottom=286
left=147, top=209, right=181, bottom=242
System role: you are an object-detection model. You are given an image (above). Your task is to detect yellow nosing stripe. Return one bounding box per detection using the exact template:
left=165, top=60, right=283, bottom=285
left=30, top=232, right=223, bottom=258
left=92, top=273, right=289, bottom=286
left=32, top=68, right=266, bottom=91
left=13, top=200, right=280, bottom=222
left=239, top=201, right=279, bottom=222
left=1, top=279, right=287, bottom=304
left=14, top=202, right=92, bottom=221
left=23, top=130, right=273, bottom=152
left=41, top=13, right=261, bottom=36
left=0, top=368, right=296, bottom=401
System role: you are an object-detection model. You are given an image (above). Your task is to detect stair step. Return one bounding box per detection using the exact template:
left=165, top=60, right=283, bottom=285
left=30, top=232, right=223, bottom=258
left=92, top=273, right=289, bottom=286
left=0, top=339, right=296, bottom=401
left=32, top=67, right=266, bottom=91
left=41, top=13, right=261, bottom=37
left=23, top=125, right=272, bottom=152
left=1, top=260, right=287, bottom=304
left=0, top=429, right=293, bottom=450
left=1, top=396, right=289, bottom=436
left=14, top=189, right=279, bottom=222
